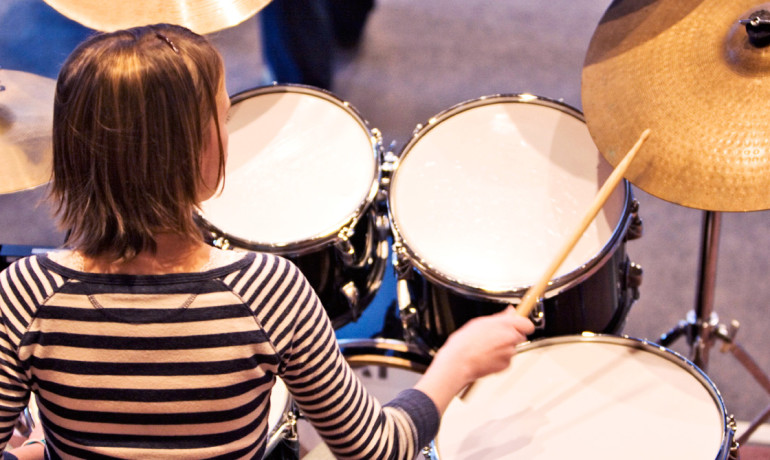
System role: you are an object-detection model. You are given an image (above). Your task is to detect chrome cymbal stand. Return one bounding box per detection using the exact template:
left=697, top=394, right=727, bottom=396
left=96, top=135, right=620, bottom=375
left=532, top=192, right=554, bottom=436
left=659, top=210, right=770, bottom=445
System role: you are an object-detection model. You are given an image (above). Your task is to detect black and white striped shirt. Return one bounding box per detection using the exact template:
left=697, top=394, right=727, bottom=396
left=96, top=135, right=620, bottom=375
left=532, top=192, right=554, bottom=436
left=0, top=252, right=438, bottom=459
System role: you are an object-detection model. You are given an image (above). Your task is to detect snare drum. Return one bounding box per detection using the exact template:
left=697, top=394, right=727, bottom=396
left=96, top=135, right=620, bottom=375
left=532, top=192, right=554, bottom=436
left=198, top=85, right=389, bottom=328
left=297, top=339, right=431, bottom=459
left=388, top=94, right=642, bottom=348
left=431, top=335, right=736, bottom=459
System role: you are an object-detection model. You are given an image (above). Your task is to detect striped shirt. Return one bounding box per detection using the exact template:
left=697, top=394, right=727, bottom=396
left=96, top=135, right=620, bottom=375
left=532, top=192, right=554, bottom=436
left=0, top=252, right=438, bottom=459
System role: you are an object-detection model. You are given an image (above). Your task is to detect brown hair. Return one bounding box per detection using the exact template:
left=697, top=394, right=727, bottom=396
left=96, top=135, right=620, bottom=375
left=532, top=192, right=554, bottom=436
left=50, top=23, right=225, bottom=262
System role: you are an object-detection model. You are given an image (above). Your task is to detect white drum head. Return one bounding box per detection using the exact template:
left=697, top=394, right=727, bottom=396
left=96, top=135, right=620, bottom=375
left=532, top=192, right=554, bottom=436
left=435, top=337, right=727, bottom=459
left=269, top=376, right=289, bottom=436
left=389, top=97, right=626, bottom=293
left=200, top=86, right=378, bottom=247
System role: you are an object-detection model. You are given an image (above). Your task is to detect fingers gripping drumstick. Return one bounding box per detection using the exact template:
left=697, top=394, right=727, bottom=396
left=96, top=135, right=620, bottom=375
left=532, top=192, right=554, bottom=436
left=460, top=128, right=651, bottom=399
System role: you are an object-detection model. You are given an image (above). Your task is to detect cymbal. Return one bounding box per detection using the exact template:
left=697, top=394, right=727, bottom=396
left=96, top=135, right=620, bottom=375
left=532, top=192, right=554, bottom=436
left=582, top=0, right=770, bottom=212
left=42, top=0, right=272, bottom=35
left=0, top=70, right=55, bottom=195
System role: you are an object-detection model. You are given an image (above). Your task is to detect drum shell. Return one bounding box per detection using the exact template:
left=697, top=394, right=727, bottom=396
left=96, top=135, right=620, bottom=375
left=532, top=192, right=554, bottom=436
left=401, top=238, right=635, bottom=347
left=388, top=94, right=642, bottom=349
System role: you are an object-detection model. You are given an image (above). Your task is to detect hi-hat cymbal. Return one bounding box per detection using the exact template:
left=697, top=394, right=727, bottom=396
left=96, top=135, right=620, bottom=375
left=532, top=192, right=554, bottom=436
left=42, top=0, right=272, bottom=35
left=0, top=70, right=55, bottom=195
left=582, top=0, right=770, bottom=212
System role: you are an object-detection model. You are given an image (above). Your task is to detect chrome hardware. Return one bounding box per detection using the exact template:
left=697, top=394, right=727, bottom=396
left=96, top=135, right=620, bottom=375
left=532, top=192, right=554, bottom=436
left=740, top=17, right=770, bottom=26
left=380, top=141, right=399, bottom=192
left=334, top=226, right=356, bottom=265
left=397, top=278, right=422, bottom=346
left=14, top=407, right=35, bottom=438
left=717, top=320, right=740, bottom=353
left=340, top=281, right=360, bottom=321
left=285, top=410, right=298, bottom=442
left=211, top=236, right=231, bottom=250
left=625, top=261, right=643, bottom=300
left=529, top=298, right=546, bottom=329
left=626, top=199, right=643, bottom=241
left=727, top=415, right=739, bottom=459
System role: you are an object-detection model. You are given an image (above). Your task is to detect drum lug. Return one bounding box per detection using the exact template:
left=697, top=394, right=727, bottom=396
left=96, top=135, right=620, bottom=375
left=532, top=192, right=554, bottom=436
left=396, top=278, right=422, bottom=343
left=370, top=127, right=383, bottom=151
left=412, top=123, right=424, bottom=136
left=380, top=143, right=399, bottom=192
left=340, top=281, right=361, bottom=321
left=335, top=227, right=356, bottom=266
left=284, top=410, right=298, bottom=443
left=625, top=199, right=644, bottom=241
left=211, top=236, right=231, bottom=250
left=625, top=261, right=643, bottom=301
left=391, top=242, right=412, bottom=279
left=727, top=415, right=740, bottom=460
left=529, top=298, right=546, bottom=330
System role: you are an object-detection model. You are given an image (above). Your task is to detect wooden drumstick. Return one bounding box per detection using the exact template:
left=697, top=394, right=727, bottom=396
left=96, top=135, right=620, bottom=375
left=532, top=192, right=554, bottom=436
left=460, top=128, right=651, bottom=400
left=515, top=128, right=650, bottom=318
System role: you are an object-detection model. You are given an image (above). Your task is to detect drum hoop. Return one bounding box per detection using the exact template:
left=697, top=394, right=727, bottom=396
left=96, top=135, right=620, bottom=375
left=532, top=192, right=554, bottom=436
left=388, top=93, right=633, bottom=302
left=197, top=83, right=383, bottom=256
left=338, top=338, right=433, bottom=370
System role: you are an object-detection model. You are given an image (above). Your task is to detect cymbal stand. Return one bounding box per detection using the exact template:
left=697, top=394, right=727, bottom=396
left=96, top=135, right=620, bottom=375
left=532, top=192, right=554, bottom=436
left=658, top=210, right=770, bottom=445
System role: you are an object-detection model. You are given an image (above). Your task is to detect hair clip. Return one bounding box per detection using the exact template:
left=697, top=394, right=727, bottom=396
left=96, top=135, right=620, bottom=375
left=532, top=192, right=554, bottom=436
left=155, top=32, right=180, bottom=54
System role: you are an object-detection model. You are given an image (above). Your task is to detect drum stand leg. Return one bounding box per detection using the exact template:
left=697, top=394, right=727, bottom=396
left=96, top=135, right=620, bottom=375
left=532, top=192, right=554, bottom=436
left=658, top=210, right=770, bottom=447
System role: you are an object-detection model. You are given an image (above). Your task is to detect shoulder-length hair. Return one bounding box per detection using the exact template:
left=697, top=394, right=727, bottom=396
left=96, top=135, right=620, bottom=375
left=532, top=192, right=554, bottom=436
left=50, top=23, right=225, bottom=262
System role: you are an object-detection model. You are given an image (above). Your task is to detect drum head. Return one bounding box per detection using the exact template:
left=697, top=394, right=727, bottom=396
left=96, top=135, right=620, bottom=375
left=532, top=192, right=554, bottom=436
left=200, top=85, right=379, bottom=249
left=434, top=335, right=729, bottom=459
left=389, top=95, right=627, bottom=294
left=268, top=376, right=289, bottom=438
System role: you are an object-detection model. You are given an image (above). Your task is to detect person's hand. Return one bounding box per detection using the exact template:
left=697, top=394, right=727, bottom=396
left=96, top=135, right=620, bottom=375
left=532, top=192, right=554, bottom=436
left=436, top=305, right=534, bottom=383
left=413, top=305, right=535, bottom=414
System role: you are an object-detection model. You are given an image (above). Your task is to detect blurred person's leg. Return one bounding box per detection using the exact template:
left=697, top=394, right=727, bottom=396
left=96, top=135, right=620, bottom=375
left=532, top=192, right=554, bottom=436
left=260, top=0, right=334, bottom=89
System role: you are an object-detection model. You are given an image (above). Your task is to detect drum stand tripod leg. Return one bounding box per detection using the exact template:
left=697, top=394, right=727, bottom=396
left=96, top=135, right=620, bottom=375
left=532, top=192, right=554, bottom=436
left=721, top=336, right=770, bottom=445
left=659, top=211, right=770, bottom=447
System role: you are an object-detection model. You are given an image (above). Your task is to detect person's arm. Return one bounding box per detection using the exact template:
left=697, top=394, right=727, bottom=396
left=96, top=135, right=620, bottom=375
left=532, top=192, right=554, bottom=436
left=414, top=305, right=535, bottom=415
left=251, top=256, right=533, bottom=459
left=245, top=255, right=437, bottom=459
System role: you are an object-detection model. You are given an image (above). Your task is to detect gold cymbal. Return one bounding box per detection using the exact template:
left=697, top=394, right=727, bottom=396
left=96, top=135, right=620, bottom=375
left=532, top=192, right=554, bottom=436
left=42, top=0, right=272, bottom=35
left=0, top=70, right=55, bottom=195
left=582, top=1, right=770, bottom=212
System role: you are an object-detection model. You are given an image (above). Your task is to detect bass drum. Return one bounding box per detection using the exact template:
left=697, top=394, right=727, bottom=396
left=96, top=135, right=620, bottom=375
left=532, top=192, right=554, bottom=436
left=387, top=94, right=643, bottom=349
left=430, top=335, right=737, bottom=459
left=297, top=339, right=431, bottom=459
left=198, top=84, right=389, bottom=329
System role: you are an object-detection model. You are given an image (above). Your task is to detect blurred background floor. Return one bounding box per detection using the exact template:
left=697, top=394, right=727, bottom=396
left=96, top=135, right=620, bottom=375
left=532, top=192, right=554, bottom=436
left=3, top=0, right=770, bottom=456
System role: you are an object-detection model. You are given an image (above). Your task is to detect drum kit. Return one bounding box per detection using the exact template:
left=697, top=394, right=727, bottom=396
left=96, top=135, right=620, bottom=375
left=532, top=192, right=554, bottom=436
left=3, top=0, right=770, bottom=458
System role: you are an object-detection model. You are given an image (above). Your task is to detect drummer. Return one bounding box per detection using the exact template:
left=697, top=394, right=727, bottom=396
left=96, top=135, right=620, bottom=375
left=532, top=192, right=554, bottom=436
left=0, top=24, right=534, bottom=459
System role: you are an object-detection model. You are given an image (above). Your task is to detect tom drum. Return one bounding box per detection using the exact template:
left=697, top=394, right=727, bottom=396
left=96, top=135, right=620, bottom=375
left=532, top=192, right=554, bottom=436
left=198, top=85, right=389, bottom=328
left=387, top=94, right=643, bottom=348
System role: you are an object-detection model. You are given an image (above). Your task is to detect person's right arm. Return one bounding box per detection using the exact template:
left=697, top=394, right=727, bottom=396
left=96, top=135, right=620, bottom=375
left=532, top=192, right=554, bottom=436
left=414, top=305, right=535, bottom=416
